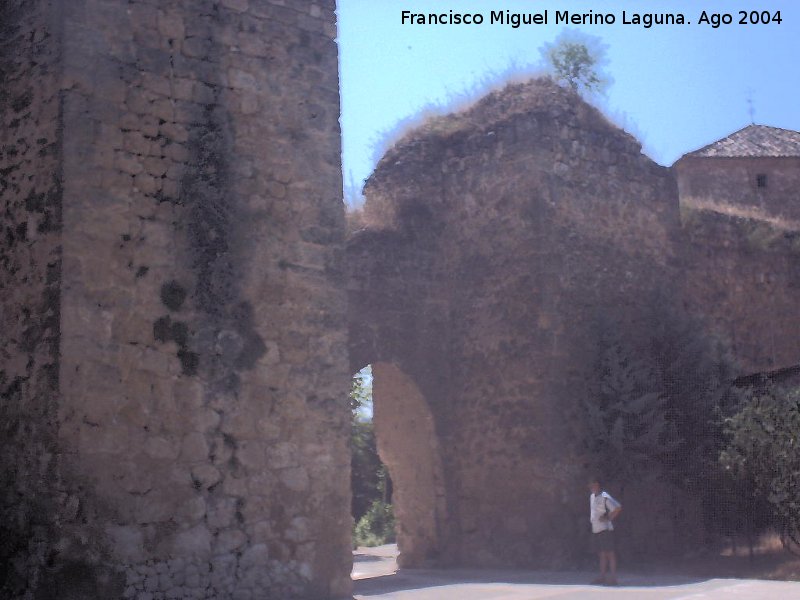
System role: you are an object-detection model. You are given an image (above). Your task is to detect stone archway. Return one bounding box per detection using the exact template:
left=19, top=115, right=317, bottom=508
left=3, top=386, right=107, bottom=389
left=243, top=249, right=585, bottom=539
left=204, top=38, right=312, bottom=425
left=8, top=0, right=800, bottom=594
left=370, top=362, right=447, bottom=567
left=346, top=195, right=454, bottom=569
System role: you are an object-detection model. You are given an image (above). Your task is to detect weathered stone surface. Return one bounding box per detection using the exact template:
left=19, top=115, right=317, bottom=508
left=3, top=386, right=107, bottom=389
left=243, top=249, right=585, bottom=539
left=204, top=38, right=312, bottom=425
left=676, top=152, right=800, bottom=223
left=2, top=0, right=349, bottom=598
left=349, top=78, right=800, bottom=571
left=172, top=524, right=212, bottom=555
left=372, top=363, right=446, bottom=568
left=349, top=78, right=682, bottom=567
left=670, top=132, right=800, bottom=375
left=0, top=1, right=64, bottom=596
left=6, top=2, right=799, bottom=598
left=677, top=184, right=800, bottom=374
left=191, top=464, right=222, bottom=489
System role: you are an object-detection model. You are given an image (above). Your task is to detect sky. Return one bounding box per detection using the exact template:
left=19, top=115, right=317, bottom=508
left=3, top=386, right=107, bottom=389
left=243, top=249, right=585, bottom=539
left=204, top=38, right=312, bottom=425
left=336, top=0, right=800, bottom=202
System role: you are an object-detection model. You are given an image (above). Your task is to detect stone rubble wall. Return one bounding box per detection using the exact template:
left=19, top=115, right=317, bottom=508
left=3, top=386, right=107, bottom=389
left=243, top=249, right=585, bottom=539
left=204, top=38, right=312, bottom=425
left=351, top=79, right=697, bottom=568
left=347, top=195, right=454, bottom=567
left=676, top=156, right=800, bottom=223
left=0, top=1, right=64, bottom=597
left=680, top=207, right=800, bottom=373
left=2, top=1, right=351, bottom=598
left=676, top=155, right=800, bottom=373
left=435, top=86, right=683, bottom=567
left=351, top=79, right=800, bottom=568
left=5, top=1, right=800, bottom=594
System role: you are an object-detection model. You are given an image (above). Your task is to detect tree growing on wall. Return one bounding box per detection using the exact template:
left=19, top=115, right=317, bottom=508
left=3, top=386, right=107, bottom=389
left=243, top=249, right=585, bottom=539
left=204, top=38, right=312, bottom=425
left=540, top=29, right=610, bottom=95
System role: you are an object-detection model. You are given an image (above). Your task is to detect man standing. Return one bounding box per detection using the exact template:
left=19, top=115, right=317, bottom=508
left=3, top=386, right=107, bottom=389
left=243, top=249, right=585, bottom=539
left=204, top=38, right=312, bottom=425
left=589, top=477, right=622, bottom=586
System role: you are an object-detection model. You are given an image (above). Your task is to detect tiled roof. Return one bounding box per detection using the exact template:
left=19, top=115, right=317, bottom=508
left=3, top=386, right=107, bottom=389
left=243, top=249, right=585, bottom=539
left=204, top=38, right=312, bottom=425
left=684, top=124, right=800, bottom=158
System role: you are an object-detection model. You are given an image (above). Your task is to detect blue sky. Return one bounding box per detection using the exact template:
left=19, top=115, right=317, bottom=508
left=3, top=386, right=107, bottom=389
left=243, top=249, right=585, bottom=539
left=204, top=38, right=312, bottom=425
left=336, top=0, right=799, bottom=201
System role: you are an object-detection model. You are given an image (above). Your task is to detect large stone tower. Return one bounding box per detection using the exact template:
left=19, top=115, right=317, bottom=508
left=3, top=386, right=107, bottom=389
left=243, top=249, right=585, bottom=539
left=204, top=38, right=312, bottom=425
left=1, top=1, right=351, bottom=598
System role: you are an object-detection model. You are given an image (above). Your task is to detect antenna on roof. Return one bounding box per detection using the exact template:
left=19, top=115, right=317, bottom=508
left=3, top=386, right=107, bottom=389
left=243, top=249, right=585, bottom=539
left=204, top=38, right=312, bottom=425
left=746, top=89, right=756, bottom=124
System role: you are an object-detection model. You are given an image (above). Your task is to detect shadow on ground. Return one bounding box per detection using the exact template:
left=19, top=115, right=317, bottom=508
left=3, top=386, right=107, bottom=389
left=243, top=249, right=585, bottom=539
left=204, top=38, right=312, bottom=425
left=354, top=568, right=709, bottom=597
left=352, top=543, right=800, bottom=599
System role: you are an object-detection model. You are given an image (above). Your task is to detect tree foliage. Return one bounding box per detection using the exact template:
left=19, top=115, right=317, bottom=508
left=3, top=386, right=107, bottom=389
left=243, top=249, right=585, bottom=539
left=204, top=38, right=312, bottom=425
left=642, top=301, right=740, bottom=484
left=353, top=500, right=396, bottom=548
left=350, top=367, right=395, bottom=546
left=540, top=30, right=610, bottom=95
left=351, top=420, right=384, bottom=522
left=582, top=338, right=678, bottom=484
left=581, top=299, right=739, bottom=494
left=350, top=366, right=373, bottom=415
left=721, top=386, right=800, bottom=553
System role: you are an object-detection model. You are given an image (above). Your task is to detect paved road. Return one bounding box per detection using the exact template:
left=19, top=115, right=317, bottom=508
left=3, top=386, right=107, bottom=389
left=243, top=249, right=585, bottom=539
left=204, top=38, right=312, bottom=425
left=352, top=544, right=399, bottom=581
left=352, top=545, right=800, bottom=599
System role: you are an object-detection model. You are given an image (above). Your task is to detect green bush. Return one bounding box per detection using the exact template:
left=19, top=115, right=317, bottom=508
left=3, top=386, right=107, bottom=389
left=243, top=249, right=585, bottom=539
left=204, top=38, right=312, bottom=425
left=721, top=385, right=800, bottom=552
left=350, top=366, right=395, bottom=547
left=353, top=500, right=395, bottom=548
left=351, top=420, right=385, bottom=521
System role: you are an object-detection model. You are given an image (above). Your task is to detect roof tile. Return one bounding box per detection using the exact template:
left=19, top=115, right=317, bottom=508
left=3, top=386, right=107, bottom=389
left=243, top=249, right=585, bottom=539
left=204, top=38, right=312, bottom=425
left=685, top=124, right=800, bottom=158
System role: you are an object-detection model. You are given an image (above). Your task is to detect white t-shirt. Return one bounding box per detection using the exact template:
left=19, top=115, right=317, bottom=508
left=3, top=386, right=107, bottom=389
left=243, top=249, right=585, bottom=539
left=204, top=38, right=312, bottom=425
left=590, top=491, right=621, bottom=533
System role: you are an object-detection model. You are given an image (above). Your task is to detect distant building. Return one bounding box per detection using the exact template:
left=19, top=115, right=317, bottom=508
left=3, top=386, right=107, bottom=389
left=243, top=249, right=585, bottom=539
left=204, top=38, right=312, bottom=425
left=674, top=124, right=800, bottom=222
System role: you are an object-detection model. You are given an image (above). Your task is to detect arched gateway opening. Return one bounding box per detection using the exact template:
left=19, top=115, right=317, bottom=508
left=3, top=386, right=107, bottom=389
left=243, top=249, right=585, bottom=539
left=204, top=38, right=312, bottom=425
left=345, top=194, right=454, bottom=572
left=354, top=362, right=447, bottom=568
left=15, top=1, right=800, bottom=598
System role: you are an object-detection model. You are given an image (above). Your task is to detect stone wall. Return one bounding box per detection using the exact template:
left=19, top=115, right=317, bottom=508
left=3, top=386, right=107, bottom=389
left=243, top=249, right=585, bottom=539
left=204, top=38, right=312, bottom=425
left=5, top=1, right=800, bottom=592
left=2, top=1, right=351, bottom=598
left=349, top=80, right=800, bottom=569
left=347, top=167, right=455, bottom=567
left=676, top=155, right=800, bottom=223
left=0, top=1, right=64, bottom=596
left=680, top=207, right=800, bottom=373
left=348, top=79, right=694, bottom=568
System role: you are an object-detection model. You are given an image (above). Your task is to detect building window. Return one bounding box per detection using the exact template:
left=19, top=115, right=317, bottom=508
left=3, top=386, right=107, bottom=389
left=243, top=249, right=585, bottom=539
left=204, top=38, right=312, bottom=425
left=756, top=173, right=768, bottom=188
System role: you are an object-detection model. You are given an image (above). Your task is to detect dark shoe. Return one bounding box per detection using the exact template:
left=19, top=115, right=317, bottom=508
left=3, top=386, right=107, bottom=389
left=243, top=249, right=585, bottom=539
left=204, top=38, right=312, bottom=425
left=590, top=576, right=606, bottom=585
left=605, top=576, right=619, bottom=586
